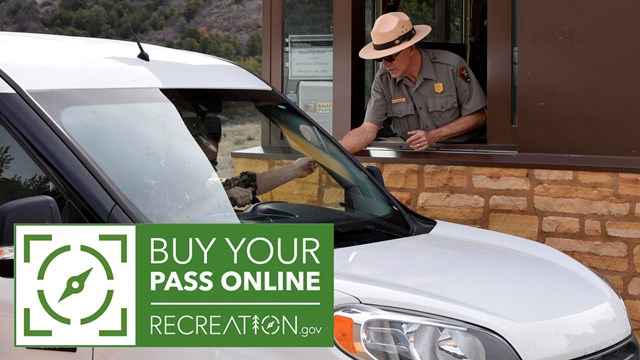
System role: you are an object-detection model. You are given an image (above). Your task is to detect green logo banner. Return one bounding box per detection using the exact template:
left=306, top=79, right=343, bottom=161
left=15, top=224, right=334, bottom=347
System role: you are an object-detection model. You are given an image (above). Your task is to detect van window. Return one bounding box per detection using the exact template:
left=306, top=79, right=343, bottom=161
left=0, top=124, right=61, bottom=208
left=31, top=88, right=415, bottom=244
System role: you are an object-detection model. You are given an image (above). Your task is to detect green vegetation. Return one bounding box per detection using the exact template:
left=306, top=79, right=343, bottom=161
left=283, top=0, right=332, bottom=37
left=0, top=0, right=262, bottom=76
left=0, top=146, right=55, bottom=205
left=399, top=0, right=463, bottom=42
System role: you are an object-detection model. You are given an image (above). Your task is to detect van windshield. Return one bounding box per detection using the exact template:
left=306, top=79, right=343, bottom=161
left=31, top=88, right=413, bottom=244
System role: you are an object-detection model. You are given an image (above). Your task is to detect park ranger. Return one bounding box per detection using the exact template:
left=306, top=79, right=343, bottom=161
left=340, top=11, right=487, bottom=153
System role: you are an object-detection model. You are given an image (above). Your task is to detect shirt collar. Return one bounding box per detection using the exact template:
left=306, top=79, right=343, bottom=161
left=393, top=49, right=438, bottom=85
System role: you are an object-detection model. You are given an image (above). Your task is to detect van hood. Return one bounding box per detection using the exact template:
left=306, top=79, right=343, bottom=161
left=333, top=220, right=631, bottom=360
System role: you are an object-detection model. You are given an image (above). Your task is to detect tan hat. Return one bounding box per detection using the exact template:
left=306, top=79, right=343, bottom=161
left=359, top=12, right=431, bottom=60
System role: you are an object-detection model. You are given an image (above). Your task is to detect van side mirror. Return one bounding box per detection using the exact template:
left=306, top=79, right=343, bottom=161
left=0, top=195, right=61, bottom=279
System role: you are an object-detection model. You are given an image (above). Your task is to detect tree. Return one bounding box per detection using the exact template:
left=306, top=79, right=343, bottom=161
left=184, top=0, right=205, bottom=22
left=0, top=146, right=14, bottom=177
left=246, top=32, right=262, bottom=57
left=149, top=12, right=166, bottom=31
left=237, top=56, right=261, bottom=77
left=3, top=0, right=40, bottom=32
left=59, top=0, right=85, bottom=11
left=73, top=5, right=109, bottom=37
left=0, top=146, right=55, bottom=205
left=284, top=0, right=332, bottom=37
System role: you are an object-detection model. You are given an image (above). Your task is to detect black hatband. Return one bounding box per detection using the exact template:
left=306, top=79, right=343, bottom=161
left=372, top=28, right=416, bottom=50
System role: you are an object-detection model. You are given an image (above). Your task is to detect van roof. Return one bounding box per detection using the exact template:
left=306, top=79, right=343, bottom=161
left=0, top=32, right=271, bottom=92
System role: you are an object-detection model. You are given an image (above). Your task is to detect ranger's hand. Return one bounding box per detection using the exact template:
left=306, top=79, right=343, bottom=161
left=406, top=129, right=439, bottom=151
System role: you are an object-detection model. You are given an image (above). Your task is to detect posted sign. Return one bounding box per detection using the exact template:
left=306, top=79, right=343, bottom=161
left=288, top=34, right=333, bottom=80
left=15, top=224, right=334, bottom=347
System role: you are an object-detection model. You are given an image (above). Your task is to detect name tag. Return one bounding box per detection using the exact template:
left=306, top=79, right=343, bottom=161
left=391, top=98, right=406, bottom=104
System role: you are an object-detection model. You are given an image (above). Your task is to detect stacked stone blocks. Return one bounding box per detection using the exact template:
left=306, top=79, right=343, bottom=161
left=234, top=158, right=640, bottom=335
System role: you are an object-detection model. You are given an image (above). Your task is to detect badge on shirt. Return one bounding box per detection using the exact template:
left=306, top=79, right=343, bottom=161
left=458, top=67, right=471, bottom=83
left=391, top=98, right=406, bottom=104
left=433, top=82, right=444, bottom=94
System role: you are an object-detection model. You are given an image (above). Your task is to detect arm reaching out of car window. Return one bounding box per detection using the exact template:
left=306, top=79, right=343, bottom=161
left=221, top=157, right=318, bottom=207
left=255, top=157, right=318, bottom=195
left=190, top=115, right=318, bottom=207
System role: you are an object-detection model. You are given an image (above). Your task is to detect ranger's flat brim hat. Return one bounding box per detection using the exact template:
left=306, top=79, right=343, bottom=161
left=359, top=12, right=431, bottom=60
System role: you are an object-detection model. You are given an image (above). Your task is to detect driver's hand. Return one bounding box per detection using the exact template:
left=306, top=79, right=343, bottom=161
left=226, top=186, right=254, bottom=207
left=292, top=157, right=319, bottom=178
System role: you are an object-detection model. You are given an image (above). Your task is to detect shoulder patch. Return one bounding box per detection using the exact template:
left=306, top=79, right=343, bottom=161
left=458, top=67, right=471, bottom=83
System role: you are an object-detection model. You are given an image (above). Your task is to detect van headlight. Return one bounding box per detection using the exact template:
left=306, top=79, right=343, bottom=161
left=334, top=305, right=519, bottom=360
left=0, top=246, right=13, bottom=260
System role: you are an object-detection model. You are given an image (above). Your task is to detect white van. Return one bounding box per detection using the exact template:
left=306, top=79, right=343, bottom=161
left=0, top=32, right=637, bottom=360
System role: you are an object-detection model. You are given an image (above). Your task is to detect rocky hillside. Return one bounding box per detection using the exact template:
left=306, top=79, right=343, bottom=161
left=0, top=0, right=263, bottom=74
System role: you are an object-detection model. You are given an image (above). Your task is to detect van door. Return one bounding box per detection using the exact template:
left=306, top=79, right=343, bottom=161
left=0, top=119, right=92, bottom=359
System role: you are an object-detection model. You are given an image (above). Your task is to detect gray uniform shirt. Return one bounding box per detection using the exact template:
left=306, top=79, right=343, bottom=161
left=364, top=48, right=486, bottom=143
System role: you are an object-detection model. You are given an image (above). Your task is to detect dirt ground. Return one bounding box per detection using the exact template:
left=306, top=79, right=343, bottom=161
left=216, top=121, right=261, bottom=178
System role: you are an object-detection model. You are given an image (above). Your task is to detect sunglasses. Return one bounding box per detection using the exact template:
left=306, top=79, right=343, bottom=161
left=374, top=50, right=402, bottom=63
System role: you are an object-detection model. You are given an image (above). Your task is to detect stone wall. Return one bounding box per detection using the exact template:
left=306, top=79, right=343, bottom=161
left=234, top=158, right=640, bottom=334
